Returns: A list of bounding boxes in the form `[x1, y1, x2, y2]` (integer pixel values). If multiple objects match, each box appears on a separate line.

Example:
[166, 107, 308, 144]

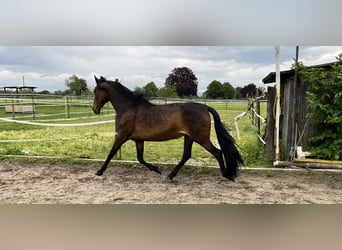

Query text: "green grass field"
[0, 96, 268, 167]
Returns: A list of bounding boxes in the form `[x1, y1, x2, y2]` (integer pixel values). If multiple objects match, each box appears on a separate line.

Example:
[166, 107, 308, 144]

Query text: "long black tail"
[208, 107, 243, 180]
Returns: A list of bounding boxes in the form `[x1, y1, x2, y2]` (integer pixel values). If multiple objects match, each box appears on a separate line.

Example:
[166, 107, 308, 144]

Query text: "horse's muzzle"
[92, 107, 100, 114]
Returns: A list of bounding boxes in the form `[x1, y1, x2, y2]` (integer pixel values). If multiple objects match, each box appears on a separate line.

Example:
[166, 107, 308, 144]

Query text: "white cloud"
[300, 46, 342, 65]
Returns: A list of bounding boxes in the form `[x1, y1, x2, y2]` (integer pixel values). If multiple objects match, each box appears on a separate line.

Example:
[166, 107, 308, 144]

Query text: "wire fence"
[1, 93, 249, 123]
[0, 92, 116, 125]
[1, 92, 264, 136]
[1, 93, 263, 164]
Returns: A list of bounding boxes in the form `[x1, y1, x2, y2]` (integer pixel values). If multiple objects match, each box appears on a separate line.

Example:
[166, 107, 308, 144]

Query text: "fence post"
[88, 96, 92, 117]
[265, 87, 276, 164]
[31, 92, 36, 120]
[65, 96, 70, 119]
[11, 95, 15, 119]
[248, 98, 254, 124]
[256, 100, 261, 135]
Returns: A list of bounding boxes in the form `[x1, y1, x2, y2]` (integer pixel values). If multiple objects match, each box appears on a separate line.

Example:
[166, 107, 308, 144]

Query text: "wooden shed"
[2, 86, 37, 114]
[262, 62, 334, 162]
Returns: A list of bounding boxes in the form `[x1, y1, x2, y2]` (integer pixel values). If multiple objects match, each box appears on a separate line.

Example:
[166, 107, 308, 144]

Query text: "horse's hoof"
[151, 167, 162, 175]
[224, 175, 235, 182]
[223, 170, 236, 182]
[95, 170, 103, 176]
[167, 174, 174, 181]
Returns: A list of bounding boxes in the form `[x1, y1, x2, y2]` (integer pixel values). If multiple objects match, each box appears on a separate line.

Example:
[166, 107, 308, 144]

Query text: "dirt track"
[1, 161, 342, 204]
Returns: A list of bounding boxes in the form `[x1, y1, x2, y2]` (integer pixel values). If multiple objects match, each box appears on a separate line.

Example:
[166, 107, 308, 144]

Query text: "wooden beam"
[275, 46, 281, 161]
[265, 87, 276, 164]
[274, 161, 342, 170]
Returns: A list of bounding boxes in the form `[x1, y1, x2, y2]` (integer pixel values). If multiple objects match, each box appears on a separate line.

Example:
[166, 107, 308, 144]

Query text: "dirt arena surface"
[1, 160, 342, 204]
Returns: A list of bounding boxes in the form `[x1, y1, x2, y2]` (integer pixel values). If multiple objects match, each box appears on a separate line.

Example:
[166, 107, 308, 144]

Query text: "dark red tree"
[240, 83, 257, 98]
[165, 67, 198, 97]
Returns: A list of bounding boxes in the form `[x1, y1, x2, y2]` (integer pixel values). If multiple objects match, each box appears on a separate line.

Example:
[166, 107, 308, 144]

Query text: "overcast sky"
[0, 46, 341, 94]
[1, 1, 341, 94]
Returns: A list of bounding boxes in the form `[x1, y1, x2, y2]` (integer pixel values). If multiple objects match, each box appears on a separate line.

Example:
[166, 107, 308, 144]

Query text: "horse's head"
[93, 75, 110, 114]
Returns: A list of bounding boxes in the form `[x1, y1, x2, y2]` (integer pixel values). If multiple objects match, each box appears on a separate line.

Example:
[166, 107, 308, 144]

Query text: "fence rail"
[1, 93, 249, 118]
[0, 93, 96, 120]
[1, 93, 266, 165]
[233, 96, 267, 144]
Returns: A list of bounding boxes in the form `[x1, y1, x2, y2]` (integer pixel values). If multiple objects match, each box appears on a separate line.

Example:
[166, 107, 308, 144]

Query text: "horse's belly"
[142, 134, 184, 141]
[130, 126, 186, 141]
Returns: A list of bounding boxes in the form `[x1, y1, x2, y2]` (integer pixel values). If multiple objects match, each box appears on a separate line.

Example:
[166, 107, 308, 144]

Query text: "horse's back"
[130, 102, 211, 141]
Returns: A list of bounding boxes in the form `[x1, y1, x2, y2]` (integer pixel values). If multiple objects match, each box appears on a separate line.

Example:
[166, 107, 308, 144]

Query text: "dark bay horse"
[92, 76, 243, 181]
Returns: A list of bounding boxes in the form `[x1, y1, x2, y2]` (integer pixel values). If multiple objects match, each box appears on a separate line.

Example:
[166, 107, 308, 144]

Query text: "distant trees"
[203, 80, 222, 99]
[235, 87, 242, 99]
[36, 75, 90, 96]
[203, 80, 237, 99]
[134, 67, 198, 98]
[137, 78, 264, 100]
[165, 67, 198, 97]
[135, 82, 178, 98]
[37, 90, 51, 95]
[157, 85, 178, 98]
[204, 80, 236, 99]
[65, 74, 90, 96]
[34, 70, 266, 100]
[202, 81, 264, 99]
[135, 81, 159, 98]
[222, 82, 235, 99]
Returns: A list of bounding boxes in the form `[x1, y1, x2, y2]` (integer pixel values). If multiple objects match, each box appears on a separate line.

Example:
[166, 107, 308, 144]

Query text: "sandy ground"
[1, 161, 342, 204]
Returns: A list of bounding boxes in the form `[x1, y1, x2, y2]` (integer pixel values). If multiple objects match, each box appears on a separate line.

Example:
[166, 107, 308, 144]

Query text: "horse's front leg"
[96, 136, 127, 176]
[135, 140, 161, 174]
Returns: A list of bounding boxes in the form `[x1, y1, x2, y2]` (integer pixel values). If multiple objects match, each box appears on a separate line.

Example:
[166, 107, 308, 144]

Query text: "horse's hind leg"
[197, 139, 226, 177]
[135, 141, 161, 174]
[168, 136, 193, 180]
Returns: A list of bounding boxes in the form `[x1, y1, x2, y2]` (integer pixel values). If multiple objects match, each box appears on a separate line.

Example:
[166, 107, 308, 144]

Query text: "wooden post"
[248, 99, 254, 126]
[11, 94, 15, 119]
[289, 46, 300, 159]
[88, 96, 92, 117]
[256, 99, 261, 135]
[275, 46, 281, 161]
[31, 91, 36, 120]
[265, 87, 276, 164]
[65, 96, 70, 119]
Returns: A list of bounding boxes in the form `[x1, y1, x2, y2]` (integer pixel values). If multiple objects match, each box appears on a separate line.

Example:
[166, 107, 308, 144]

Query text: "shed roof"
[2, 86, 37, 91]
[262, 61, 336, 84]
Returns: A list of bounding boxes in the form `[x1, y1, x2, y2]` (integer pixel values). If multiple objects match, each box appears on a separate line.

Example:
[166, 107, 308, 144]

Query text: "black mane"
[107, 78, 151, 105]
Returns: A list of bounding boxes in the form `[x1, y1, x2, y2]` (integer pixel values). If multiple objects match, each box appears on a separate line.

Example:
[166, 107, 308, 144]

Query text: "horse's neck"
[108, 89, 136, 115]
[109, 95, 128, 115]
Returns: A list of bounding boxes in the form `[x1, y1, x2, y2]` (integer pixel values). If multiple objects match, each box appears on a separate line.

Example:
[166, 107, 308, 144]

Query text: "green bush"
[296, 54, 342, 160]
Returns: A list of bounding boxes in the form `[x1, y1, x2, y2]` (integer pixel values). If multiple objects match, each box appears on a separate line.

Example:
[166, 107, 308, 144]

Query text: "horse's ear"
[95, 75, 107, 86]
[94, 75, 100, 85]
